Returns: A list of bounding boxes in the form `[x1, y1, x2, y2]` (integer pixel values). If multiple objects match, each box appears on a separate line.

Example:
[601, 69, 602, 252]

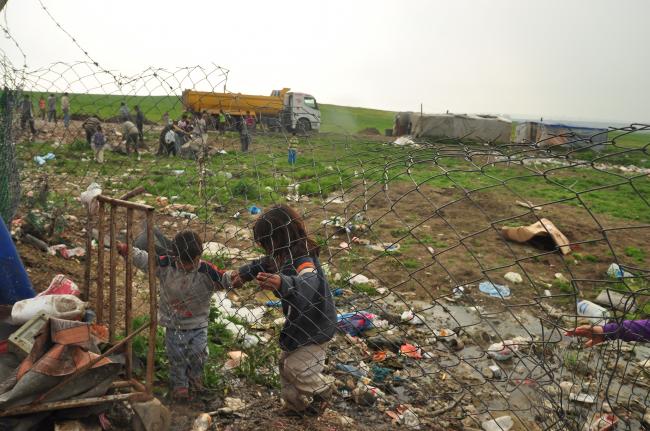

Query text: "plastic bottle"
[577, 300, 609, 324]
[0, 217, 35, 305]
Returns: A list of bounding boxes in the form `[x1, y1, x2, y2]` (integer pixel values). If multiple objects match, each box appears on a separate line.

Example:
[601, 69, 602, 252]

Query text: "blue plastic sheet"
[479, 281, 510, 298]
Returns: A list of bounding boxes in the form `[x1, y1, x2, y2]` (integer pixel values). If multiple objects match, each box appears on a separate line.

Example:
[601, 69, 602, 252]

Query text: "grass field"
[33, 91, 395, 134]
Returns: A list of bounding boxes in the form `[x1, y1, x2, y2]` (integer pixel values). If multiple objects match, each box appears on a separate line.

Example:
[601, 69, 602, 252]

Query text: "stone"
[132, 397, 171, 431]
[481, 416, 513, 431]
[504, 272, 523, 284]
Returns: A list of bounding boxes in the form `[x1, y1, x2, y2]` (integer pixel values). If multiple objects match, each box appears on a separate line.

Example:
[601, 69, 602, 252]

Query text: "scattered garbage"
[191, 413, 212, 431]
[336, 363, 367, 379]
[569, 392, 596, 404]
[171, 169, 185, 175]
[48, 244, 85, 259]
[11, 294, 86, 324]
[352, 381, 384, 405]
[8, 313, 49, 358]
[392, 136, 415, 146]
[576, 300, 609, 324]
[22, 233, 49, 252]
[33, 152, 56, 165]
[399, 344, 423, 359]
[367, 242, 401, 253]
[481, 415, 514, 431]
[482, 364, 502, 379]
[39, 274, 81, 297]
[386, 405, 420, 427]
[594, 289, 637, 313]
[223, 351, 248, 370]
[400, 310, 425, 325]
[337, 312, 379, 336]
[80, 182, 102, 215]
[479, 281, 511, 298]
[217, 397, 246, 414]
[504, 272, 523, 284]
[265, 300, 282, 308]
[248, 205, 261, 215]
[585, 413, 619, 431]
[487, 338, 527, 361]
[501, 218, 571, 255]
[606, 263, 633, 279]
[213, 291, 265, 324]
[516, 200, 542, 211]
[347, 273, 374, 286]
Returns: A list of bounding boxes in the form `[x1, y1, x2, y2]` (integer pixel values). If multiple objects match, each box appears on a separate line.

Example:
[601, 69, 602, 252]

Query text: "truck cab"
[282, 92, 321, 133]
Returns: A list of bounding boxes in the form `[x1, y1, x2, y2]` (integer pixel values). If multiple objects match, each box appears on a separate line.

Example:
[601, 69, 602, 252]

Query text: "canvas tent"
[514, 122, 608, 150]
[395, 113, 512, 144]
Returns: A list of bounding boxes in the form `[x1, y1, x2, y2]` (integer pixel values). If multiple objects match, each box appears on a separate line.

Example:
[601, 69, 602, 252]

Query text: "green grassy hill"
[30, 91, 395, 134]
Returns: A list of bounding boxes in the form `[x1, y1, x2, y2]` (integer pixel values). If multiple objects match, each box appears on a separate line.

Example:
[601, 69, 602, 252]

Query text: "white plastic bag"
[12, 294, 86, 324]
[80, 183, 102, 215]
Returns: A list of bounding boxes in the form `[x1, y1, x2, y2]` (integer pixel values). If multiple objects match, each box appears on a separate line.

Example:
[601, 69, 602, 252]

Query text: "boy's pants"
[165, 327, 208, 390]
[63, 109, 70, 128]
[92, 144, 104, 163]
[288, 149, 297, 164]
[279, 343, 333, 412]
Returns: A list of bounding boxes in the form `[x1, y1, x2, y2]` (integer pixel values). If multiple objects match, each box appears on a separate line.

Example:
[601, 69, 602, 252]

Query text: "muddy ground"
[9, 120, 650, 430]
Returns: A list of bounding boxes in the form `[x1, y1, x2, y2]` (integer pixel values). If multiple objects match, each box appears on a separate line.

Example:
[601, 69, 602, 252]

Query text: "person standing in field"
[122, 120, 141, 160]
[47, 94, 57, 123]
[38, 96, 46, 121]
[162, 111, 170, 126]
[236, 205, 337, 416]
[238, 116, 251, 152]
[117, 231, 238, 401]
[20, 95, 37, 137]
[135, 105, 145, 143]
[245, 111, 256, 131]
[288, 132, 298, 165]
[61, 92, 70, 129]
[119, 102, 131, 122]
[92, 125, 106, 164]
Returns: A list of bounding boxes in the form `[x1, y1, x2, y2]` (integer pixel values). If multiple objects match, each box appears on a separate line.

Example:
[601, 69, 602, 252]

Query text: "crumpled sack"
[80, 183, 102, 215]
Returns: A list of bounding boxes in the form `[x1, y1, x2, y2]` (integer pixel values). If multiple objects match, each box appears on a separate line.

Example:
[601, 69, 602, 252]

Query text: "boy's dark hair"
[172, 230, 203, 263]
[253, 205, 319, 260]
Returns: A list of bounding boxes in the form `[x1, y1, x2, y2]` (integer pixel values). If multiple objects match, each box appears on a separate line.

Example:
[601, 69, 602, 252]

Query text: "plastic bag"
[12, 294, 86, 324]
[80, 182, 102, 215]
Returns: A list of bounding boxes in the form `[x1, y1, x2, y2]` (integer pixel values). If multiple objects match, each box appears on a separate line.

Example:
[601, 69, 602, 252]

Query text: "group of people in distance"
[19, 93, 70, 136]
[20, 94, 303, 165]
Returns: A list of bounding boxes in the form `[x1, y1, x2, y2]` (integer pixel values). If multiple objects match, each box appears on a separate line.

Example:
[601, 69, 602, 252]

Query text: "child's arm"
[257, 259, 324, 310]
[238, 256, 277, 283]
[117, 242, 158, 273]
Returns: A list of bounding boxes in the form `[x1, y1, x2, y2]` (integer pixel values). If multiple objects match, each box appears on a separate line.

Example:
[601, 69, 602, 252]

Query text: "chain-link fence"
[1, 11, 650, 431]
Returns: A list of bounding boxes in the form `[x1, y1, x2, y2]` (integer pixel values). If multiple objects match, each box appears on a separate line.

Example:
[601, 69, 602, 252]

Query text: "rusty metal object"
[145, 210, 157, 395]
[0, 393, 137, 417]
[108, 204, 117, 343]
[97, 195, 153, 211]
[96, 202, 105, 323]
[125, 208, 134, 379]
[118, 186, 146, 201]
[83, 207, 92, 301]
[82, 193, 158, 401]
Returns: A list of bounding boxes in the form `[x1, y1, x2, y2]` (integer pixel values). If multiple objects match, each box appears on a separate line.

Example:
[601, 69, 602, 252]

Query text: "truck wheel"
[296, 118, 311, 134]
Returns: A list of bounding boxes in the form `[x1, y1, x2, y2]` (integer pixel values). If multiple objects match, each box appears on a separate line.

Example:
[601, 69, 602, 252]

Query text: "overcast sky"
[3, 0, 649, 123]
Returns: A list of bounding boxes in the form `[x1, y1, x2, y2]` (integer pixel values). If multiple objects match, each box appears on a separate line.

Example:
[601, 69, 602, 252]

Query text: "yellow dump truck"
[182, 88, 321, 132]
